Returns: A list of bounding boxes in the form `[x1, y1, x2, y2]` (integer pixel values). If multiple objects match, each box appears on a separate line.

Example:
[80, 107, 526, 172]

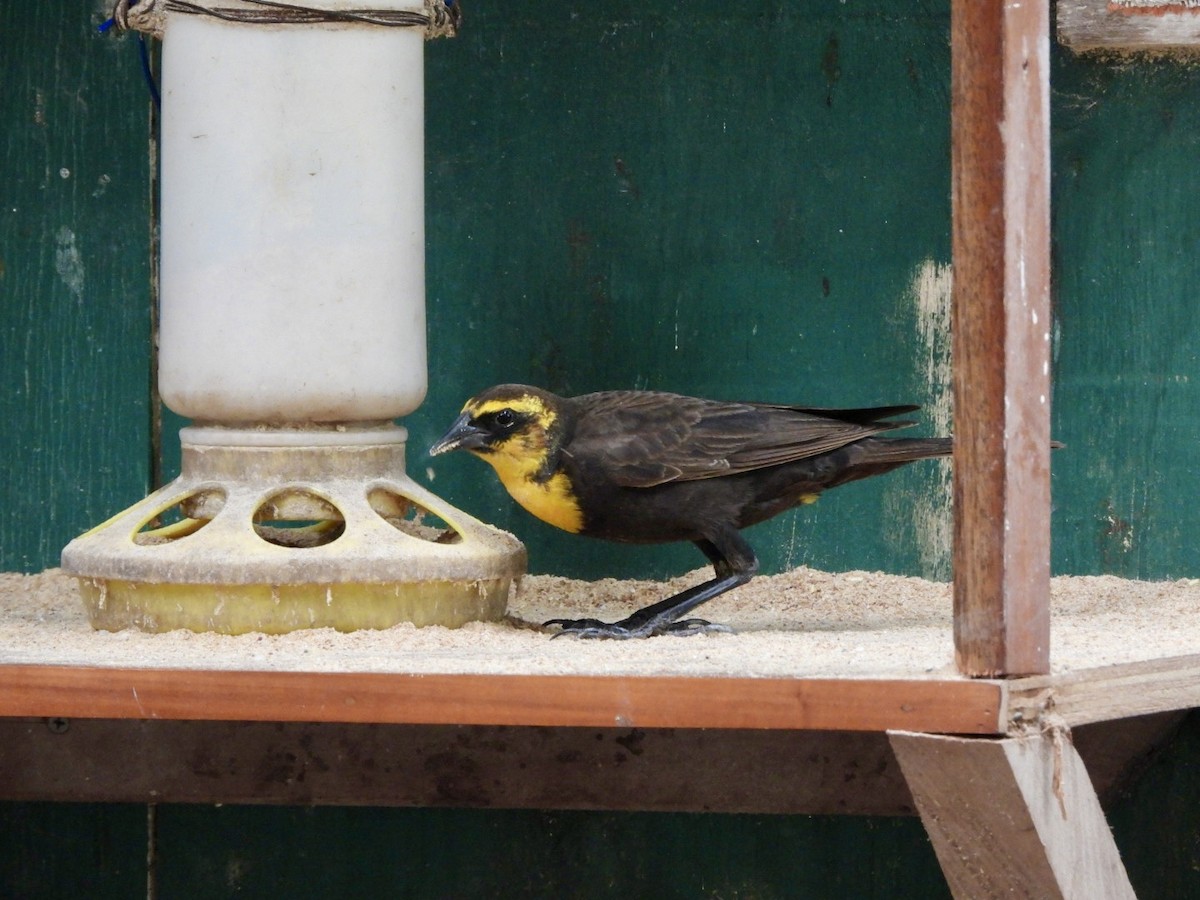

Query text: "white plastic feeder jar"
[158, 4, 428, 424]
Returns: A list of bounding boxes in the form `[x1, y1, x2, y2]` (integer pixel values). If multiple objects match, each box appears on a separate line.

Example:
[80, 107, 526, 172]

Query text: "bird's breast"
[484, 453, 585, 534]
[506, 471, 585, 533]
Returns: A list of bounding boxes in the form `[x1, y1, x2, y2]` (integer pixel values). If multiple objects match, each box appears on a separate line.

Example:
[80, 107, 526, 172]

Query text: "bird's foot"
[543, 615, 734, 639]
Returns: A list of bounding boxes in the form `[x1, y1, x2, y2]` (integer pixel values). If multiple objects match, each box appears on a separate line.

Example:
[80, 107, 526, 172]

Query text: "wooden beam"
[0, 715, 1177, 812]
[1009, 654, 1200, 728]
[951, 0, 1053, 676]
[6, 655, 1200, 735]
[890, 730, 1136, 899]
[0, 721, 916, 814]
[0, 665, 1006, 733]
[1059, 0, 1200, 53]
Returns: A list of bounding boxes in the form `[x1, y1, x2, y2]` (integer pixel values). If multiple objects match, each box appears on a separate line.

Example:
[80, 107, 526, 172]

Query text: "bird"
[429, 384, 952, 639]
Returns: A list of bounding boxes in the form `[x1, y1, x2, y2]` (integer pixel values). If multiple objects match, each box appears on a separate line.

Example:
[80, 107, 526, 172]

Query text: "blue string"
[97, 3, 124, 34]
[98, 1, 160, 107]
[137, 35, 162, 108]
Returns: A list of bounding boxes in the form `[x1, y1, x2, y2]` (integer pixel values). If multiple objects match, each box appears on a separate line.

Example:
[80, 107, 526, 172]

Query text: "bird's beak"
[429, 412, 487, 456]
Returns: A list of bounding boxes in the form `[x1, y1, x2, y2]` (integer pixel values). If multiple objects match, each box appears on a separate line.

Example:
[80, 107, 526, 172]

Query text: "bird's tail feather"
[860, 436, 953, 464]
[818, 436, 952, 491]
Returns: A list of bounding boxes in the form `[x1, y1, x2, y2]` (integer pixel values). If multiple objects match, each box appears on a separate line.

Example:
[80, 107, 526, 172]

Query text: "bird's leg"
[545, 529, 758, 639]
[544, 574, 746, 639]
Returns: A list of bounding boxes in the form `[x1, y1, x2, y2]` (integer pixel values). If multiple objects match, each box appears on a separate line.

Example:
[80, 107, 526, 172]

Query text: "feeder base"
[61, 425, 526, 634]
[76, 577, 511, 635]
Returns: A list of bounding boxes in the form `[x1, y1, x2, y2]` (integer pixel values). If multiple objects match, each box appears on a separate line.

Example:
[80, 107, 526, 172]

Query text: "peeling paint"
[54, 226, 85, 304]
[898, 258, 953, 578]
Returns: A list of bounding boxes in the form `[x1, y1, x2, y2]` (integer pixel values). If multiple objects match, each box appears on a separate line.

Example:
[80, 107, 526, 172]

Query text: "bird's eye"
[494, 408, 517, 428]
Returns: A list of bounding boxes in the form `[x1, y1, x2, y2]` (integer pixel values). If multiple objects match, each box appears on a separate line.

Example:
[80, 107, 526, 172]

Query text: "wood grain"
[891, 730, 1136, 899]
[950, 0, 1052, 677]
[0, 665, 1006, 734]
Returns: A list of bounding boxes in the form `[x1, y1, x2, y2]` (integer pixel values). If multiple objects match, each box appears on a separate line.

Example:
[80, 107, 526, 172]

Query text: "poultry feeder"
[62, 0, 526, 633]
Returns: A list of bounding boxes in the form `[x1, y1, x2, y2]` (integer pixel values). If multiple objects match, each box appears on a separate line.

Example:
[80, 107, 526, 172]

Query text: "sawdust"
[0, 568, 1197, 679]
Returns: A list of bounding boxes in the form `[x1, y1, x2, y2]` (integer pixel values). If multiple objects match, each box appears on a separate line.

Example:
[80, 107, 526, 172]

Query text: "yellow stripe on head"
[467, 393, 556, 424]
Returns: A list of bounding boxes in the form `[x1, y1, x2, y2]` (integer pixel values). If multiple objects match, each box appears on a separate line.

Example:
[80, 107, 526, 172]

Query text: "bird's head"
[429, 384, 568, 482]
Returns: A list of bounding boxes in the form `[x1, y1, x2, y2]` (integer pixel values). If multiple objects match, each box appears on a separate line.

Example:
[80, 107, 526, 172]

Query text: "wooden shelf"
[1, 657, 1193, 819]
[0, 665, 1003, 733]
[3, 654, 1197, 735]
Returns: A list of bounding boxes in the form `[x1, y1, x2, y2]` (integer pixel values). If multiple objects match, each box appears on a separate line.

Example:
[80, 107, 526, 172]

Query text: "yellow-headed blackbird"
[430, 384, 951, 638]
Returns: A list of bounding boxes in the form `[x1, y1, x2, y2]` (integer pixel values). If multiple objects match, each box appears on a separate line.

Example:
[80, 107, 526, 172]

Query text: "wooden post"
[951, 0, 1052, 676]
[890, 730, 1136, 900]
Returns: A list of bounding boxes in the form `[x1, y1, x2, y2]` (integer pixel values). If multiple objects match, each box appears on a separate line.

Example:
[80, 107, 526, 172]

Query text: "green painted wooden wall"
[1, 1, 154, 574]
[3, 1, 1199, 897]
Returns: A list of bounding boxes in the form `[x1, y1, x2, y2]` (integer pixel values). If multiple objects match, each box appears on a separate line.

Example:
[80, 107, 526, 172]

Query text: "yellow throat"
[483, 451, 584, 534]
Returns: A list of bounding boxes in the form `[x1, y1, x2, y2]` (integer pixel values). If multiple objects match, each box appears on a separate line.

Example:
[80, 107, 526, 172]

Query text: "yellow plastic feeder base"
[77, 577, 511, 634]
[61, 425, 526, 634]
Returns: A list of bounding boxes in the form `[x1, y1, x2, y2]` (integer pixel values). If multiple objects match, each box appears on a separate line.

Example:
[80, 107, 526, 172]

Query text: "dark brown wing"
[565, 391, 919, 488]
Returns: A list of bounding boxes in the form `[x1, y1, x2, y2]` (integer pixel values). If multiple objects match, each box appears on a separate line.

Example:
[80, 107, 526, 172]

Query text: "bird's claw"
[543, 617, 622, 638]
[543, 616, 734, 639]
[662, 618, 735, 637]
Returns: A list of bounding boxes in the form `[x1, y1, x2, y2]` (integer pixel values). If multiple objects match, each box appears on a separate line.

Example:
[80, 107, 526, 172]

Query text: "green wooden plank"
[0, 802, 146, 899]
[0, 5, 153, 572]
[1051, 52, 1200, 579]
[152, 805, 950, 900]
